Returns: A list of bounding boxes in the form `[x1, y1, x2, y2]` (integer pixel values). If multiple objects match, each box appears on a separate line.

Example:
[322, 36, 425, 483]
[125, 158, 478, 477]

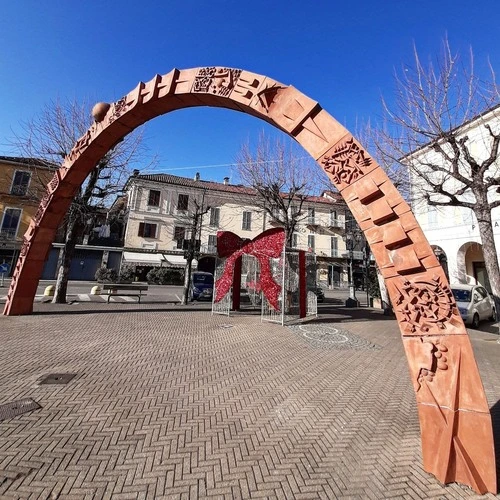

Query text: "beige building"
[0, 156, 56, 274]
[123, 172, 362, 286]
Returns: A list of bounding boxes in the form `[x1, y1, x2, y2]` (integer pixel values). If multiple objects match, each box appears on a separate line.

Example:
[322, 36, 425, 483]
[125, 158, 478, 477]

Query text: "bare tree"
[174, 189, 213, 305]
[12, 98, 148, 303]
[235, 133, 324, 247]
[369, 38, 500, 318]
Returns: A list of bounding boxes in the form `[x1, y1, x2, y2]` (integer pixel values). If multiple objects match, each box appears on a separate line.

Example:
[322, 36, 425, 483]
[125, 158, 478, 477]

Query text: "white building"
[123, 172, 360, 286]
[408, 105, 500, 289]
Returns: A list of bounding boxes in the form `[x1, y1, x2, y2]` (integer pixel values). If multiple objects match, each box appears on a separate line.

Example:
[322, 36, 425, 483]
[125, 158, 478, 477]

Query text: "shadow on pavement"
[489, 399, 500, 491]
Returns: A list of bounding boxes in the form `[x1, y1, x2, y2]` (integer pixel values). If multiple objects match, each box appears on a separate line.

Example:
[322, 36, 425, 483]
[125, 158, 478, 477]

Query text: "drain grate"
[39, 373, 76, 385]
[0, 399, 41, 422]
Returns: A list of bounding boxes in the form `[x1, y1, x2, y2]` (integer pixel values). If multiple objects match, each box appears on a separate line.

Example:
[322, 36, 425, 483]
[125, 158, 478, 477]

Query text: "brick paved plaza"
[0, 301, 499, 499]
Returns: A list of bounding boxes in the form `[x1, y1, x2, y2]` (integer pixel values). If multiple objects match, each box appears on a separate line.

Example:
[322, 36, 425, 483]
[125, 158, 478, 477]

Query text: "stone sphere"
[92, 102, 111, 122]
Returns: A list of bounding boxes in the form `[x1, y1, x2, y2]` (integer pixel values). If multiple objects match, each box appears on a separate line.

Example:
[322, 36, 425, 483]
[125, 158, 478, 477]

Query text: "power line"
[158, 156, 312, 171]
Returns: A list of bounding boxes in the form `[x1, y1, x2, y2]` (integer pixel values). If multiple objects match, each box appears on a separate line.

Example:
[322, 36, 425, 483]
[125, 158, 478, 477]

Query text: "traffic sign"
[0, 263, 10, 273]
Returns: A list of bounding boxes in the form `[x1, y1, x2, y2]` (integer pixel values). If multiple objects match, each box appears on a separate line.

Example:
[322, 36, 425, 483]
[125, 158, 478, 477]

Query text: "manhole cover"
[287, 324, 381, 350]
[0, 399, 41, 422]
[39, 373, 77, 385]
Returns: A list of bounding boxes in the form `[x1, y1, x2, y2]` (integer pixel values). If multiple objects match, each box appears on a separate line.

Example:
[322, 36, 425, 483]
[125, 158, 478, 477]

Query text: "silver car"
[451, 284, 496, 328]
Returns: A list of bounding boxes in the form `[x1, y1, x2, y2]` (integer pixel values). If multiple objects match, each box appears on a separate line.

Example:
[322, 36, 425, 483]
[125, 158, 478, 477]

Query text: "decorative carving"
[256, 84, 282, 113]
[67, 128, 94, 162]
[322, 138, 372, 186]
[109, 97, 127, 123]
[394, 276, 457, 333]
[413, 337, 449, 391]
[19, 238, 30, 258]
[48, 173, 59, 193]
[192, 67, 242, 97]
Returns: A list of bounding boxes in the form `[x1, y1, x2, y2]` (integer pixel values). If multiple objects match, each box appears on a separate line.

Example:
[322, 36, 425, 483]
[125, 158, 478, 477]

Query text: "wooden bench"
[101, 283, 149, 303]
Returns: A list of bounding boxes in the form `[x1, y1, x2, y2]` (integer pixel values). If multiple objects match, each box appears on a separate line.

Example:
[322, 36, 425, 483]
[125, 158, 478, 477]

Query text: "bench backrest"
[102, 284, 149, 291]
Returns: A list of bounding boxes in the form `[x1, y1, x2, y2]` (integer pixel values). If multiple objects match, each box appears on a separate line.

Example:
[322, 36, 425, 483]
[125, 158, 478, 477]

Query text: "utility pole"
[345, 214, 360, 308]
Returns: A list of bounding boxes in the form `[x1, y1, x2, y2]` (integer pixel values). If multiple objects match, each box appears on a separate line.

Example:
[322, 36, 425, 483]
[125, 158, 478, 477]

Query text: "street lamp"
[345, 215, 360, 308]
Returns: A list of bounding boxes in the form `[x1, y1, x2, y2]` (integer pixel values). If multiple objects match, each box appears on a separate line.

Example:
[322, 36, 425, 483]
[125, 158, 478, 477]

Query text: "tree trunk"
[181, 257, 193, 305]
[475, 208, 500, 327]
[52, 215, 78, 303]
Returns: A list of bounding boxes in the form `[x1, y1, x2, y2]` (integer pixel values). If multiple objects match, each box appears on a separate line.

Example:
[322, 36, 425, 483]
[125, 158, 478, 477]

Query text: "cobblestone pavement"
[0, 301, 499, 499]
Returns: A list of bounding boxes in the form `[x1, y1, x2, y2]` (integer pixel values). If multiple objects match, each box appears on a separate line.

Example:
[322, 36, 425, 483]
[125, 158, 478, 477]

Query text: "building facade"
[0, 156, 125, 281]
[0, 156, 55, 275]
[408, 106, 500, 290]
[123, 172, 363, 286]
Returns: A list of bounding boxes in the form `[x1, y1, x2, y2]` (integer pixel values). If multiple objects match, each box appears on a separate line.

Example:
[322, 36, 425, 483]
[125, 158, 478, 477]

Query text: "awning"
[163, 254, 197, 269]
[122, 252, 197, 269]
[122, 251, 166, 267]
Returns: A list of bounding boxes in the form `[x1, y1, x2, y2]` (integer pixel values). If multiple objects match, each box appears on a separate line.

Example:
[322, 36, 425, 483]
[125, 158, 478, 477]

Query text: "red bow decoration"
[215, 228, 285, 310]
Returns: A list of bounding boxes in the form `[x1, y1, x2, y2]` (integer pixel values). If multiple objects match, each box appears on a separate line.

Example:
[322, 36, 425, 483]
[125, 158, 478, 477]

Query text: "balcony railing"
[0, 229, 17, 240]
[200, 243, 217, 255]
[329, 219, 344, 229]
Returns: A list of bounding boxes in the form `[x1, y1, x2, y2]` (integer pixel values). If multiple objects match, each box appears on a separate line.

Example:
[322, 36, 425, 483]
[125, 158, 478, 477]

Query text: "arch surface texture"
[3, 67, 496, 493]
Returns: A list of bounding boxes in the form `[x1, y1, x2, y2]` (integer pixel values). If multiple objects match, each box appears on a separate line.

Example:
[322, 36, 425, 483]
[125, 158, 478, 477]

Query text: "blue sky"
[1, 0, 499, 184]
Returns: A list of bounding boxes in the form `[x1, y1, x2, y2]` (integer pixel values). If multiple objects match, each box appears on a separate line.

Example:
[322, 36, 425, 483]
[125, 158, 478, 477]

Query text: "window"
[138, 222, 157, 238]
[177, 194, 189, 211]
[1, 208, 22, 238]
[10, 171, 31, 196]
[174, 226, 186, 249]
[331, 236, 338, 257]
[148, 189, 161, 207]
[208, 234, 217, 253]
[210, 207, 220, 227]
[308, 207, 315, 224]
[329, 209, 337, 226]
[292, 233, 299, 248]
[242, 211, 252, 230]
[308, 234, 315, 252]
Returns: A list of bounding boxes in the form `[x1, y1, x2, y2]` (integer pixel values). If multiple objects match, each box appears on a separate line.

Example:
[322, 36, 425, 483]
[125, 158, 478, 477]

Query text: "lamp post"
[345, 215, 360, 308]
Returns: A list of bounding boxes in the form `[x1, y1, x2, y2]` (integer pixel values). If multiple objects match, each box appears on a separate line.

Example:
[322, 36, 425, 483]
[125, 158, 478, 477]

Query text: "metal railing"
[0, 229, 17, 240]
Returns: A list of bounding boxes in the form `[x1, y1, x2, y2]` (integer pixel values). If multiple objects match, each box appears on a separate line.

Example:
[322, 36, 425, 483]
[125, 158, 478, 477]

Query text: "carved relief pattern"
[67, 128, 95, 162]
[34, 192, 51, 225]
[48, 173, 59, 193]
[192, 67, 242, 97]
[394, 276, 457, 334]
[108, 97, 127, 123]
[255, 84, 282, 113]
[415, 338, 449, 391]
[321, 138, 372, 186]
[19, 238, 30, 258]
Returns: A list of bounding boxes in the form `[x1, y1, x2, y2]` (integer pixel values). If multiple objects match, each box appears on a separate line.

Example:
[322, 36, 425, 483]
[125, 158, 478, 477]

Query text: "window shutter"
[138, 222, 145, 237]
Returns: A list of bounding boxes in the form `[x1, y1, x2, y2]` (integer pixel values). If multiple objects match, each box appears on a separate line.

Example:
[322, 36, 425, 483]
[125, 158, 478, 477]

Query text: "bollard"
[44, 285, 55, 296]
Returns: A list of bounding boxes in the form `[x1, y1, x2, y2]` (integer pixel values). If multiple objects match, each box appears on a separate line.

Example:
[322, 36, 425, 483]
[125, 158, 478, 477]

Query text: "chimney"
[223, 177, 229, 185]
[132, 169, 139, 177]
[194, 172, 200, 181]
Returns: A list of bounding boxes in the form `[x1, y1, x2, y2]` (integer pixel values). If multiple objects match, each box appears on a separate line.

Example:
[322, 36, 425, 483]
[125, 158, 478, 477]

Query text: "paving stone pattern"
[0, 302, 499, 499]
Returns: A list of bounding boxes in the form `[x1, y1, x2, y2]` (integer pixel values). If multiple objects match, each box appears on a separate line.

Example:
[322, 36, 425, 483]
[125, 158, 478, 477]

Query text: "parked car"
[190, 271, 214, 301]
[451, 283, 496, 328]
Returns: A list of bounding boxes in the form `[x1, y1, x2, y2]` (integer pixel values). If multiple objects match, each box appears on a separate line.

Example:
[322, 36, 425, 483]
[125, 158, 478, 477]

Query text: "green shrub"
[146, 267, 184, 285]
[119, 264, 135, 283]
[95, 266, 118, 283]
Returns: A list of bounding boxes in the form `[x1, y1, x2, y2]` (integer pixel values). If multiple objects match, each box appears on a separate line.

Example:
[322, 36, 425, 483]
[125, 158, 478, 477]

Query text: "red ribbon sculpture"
[215, 228, 285, 309]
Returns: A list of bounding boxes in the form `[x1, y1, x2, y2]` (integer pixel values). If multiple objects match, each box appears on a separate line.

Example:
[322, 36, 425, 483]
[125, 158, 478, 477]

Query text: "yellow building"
[0, 156, 56, 274]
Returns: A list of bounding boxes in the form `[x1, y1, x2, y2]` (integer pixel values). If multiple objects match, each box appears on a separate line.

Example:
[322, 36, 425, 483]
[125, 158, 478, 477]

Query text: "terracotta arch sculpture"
[3, 67, 496, 494]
